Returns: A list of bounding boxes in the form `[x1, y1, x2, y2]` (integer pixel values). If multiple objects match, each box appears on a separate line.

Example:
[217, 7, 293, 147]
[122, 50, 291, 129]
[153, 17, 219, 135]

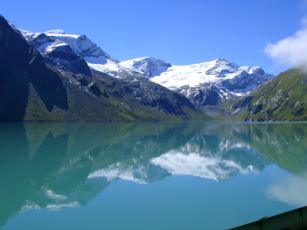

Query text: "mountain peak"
[0, 15, 7, 23]
[120, 57, 171, 78]
[45, 29, 66, 35]
[210, 58, 238, 68]
[213, 57, 229, 63]
[21, 29, 116, 65]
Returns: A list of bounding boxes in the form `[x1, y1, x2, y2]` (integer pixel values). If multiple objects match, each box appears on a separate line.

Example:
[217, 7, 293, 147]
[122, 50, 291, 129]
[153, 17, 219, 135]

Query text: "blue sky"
[2, 0, 306, 74]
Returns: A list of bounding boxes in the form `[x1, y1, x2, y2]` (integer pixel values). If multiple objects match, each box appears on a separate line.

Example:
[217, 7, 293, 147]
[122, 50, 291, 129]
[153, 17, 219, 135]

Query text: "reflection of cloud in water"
[151, 151, 256, 181]
[267, 174, 307, 206]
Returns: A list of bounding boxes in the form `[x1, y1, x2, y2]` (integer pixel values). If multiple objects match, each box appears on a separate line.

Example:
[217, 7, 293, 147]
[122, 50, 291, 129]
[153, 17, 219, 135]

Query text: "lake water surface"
[1, 122, 307, 230]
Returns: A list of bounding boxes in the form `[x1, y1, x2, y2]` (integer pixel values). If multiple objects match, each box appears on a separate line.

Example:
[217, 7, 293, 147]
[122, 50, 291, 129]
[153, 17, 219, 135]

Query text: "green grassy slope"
[240, 69, 307, 121]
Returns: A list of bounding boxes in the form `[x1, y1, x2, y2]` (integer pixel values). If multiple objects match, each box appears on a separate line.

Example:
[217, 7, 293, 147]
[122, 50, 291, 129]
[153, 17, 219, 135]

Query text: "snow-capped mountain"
[12, 26, 198, 121]
[120, 57, 172, 78]
[21, 28, 274, 113]
[22, 29, 114, 63]
[120, 57, 274, 107]
[21, 29, 129, 77]
[151, 58, 271, 92]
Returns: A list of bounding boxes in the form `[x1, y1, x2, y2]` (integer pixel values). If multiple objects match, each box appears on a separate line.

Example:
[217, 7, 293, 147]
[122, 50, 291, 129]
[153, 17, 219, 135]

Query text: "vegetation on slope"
[237, 69, 307, 121]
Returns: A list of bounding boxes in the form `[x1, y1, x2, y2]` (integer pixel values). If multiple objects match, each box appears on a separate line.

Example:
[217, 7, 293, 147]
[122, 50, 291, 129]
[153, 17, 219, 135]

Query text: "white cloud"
[265, 20, 307, 69]
[267, 174, 307, 206]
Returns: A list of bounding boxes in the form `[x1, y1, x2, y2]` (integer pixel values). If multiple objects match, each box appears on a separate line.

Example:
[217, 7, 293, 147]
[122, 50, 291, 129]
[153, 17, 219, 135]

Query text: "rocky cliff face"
[0, 16, 68, 121]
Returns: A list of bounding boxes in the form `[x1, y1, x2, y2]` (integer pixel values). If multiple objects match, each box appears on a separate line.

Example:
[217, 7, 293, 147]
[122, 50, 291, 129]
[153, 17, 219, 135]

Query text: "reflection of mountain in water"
[1, 122, 307, 226]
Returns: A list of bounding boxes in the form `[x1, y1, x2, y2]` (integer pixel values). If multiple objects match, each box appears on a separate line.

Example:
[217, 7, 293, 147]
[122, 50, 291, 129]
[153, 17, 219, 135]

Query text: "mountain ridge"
[0, 16, 203, 121]
[119, 57, 274, 111]
[3, 18, 306, 121]
[21, 29, 274, 116]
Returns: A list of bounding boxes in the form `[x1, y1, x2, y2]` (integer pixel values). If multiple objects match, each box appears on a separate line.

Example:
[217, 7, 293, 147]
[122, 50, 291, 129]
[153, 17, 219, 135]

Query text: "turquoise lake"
[1, 122, 307, 230]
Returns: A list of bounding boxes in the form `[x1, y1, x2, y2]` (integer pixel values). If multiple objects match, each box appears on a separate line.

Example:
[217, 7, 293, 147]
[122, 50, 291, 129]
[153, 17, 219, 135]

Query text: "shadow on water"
[0, 122, 307, 226]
